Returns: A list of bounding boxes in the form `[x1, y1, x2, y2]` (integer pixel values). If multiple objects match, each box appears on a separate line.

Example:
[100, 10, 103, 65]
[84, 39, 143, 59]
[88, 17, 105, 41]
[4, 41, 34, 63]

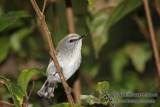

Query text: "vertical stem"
[52, 2, 59, 31]
[73, 71, 82, 105]
[42, 0, 48, 14]
[143, 0, 160, 77]
[65, 0, 75, 33]
[132, 14, 149, 40]
[154, 0, 160, 17]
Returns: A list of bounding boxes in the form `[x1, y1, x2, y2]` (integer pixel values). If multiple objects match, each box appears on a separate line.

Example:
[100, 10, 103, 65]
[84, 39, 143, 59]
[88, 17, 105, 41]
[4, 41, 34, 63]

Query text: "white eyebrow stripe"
[70, 36, 79, 39]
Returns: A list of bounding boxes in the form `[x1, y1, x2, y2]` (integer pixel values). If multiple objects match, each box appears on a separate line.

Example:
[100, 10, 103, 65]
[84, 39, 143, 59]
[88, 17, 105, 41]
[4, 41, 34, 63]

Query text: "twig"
[142, 0, 160, 77]
[133, 14, 150, 40]
[73, 72, 82, 105]
[154, 0, 160, 17]
[29, 0, 75, 106]
[52, 2, 59, 31]
[0, 82, 14, 107]
[0, 100, 14, 107]
[42, 0, 47, 14]
[25, 81, 35, 106]
[28, 81, 35, 99]
[25, 93, 29, 106]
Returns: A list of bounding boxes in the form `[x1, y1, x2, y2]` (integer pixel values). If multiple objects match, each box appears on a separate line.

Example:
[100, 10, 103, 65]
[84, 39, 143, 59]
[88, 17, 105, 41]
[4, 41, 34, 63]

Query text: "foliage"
[0, 37, 10, 63]
[87, 0, 143, 58]
[107, 0, 142, 27]
[18, 69, 46, 93]
[0, 11, 29, 31]
[110, 43, 151, 81]
[88, 0, 95, 6]
[0, 76, 24, 107]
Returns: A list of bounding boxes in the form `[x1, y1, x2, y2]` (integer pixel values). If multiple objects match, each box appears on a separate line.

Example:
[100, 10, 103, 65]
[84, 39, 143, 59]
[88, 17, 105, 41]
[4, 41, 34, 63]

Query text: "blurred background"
[0, 0, 160, 107]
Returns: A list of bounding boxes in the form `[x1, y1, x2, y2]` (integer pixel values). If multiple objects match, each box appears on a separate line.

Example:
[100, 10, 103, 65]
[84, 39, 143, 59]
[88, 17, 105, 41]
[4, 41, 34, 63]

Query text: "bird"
[37, 34, 85, 98]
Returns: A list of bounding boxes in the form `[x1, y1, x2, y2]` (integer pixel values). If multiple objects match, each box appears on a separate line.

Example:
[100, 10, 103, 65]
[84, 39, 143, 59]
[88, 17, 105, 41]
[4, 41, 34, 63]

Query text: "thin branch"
[0, 100, 14, 107]
[73, 72, 82, 105]
[29, 0, 75, 106]
[25, 81, 35, 106]
[25, 93, 29, 106]
[154, 0, 160, 17]
[133, 14, 150, 40]
[42, 0, 47, 14]
[52, 2, 59, 31]
[142, 0, 160, 77]
[0, 82, 14, 107]
[28, 81, 35, 99]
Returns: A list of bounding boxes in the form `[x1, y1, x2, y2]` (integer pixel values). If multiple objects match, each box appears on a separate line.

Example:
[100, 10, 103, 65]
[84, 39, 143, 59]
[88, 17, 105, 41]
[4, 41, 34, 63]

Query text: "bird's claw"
[66, 87, 72, 95]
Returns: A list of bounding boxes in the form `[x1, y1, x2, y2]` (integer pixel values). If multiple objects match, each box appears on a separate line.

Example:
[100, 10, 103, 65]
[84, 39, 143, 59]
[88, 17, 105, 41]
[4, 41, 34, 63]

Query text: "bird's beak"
[79, 35, 86, 40]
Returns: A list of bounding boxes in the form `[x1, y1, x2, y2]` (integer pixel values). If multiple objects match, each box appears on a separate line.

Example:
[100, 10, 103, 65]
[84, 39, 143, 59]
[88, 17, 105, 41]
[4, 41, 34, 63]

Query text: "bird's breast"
[58, 51, 81, 80]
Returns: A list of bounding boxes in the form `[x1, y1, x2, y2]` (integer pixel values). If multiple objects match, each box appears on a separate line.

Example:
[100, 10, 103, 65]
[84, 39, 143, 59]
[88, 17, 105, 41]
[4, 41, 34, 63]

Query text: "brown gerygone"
[37, 34, 85, 98]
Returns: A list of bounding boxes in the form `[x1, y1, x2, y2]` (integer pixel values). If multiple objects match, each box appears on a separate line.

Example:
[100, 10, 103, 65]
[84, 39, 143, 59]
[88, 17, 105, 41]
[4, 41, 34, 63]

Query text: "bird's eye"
[69, 40, 73, 43]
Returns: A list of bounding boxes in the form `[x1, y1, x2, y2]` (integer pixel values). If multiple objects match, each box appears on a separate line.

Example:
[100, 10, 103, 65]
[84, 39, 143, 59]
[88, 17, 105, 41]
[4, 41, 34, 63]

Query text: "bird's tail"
[37, 80, 57, 98]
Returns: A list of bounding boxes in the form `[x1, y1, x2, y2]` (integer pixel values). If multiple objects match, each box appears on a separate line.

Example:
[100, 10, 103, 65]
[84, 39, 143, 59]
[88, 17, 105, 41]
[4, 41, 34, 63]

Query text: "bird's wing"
[46, 48, 60, 77]
[46, 59, 57, 77]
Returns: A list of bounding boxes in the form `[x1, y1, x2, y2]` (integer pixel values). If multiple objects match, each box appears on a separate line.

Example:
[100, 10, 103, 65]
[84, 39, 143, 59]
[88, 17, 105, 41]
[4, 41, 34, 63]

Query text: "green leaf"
[87, 14, 108, 58]
[18, 69, 46, 93]
[0, 11, 29, 31]
[111, 48, 129, 81]
[10, 27, 34, 52]
[0, 6, 3, 15]
[96, 81, 109, 98]
[80, 95, 99, 105]
[48, 103, 82, 107]
[81, 61, 100, 79]
[30, 103, 41, 107]
[0, 76, 24, 107]
[0, 37, 10, 63]
[107, 0, 142, 27]
[11, 82, 25, 102]
[96, 81, 109, 92]
[126, 43, 152, 73]
[88, 0, 94, 6]
[87, 0, 142, 58]
[81, 94, 109, 105]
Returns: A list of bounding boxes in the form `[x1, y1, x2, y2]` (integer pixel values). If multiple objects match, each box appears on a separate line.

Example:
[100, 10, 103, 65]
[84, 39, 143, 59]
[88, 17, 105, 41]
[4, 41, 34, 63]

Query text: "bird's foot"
[66, 87, 72, 95]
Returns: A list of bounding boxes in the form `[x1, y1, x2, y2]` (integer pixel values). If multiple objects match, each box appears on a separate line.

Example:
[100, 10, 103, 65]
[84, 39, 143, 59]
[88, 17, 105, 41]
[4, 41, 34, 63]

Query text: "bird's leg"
[60, 67, 71, 94]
